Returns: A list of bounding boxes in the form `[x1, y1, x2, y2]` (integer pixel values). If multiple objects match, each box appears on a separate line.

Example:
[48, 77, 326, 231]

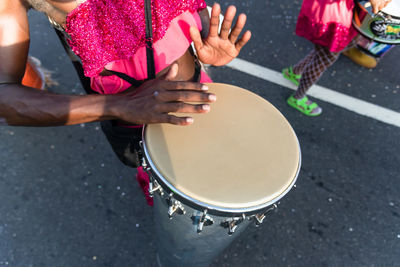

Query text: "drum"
[356, 34, 394, 58]
[353, 0, 400, 44]
[142, 83, 301, 266]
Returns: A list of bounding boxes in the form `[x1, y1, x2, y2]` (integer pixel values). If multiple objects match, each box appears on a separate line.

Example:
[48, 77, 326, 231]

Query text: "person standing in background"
[282, 0, 391, 116]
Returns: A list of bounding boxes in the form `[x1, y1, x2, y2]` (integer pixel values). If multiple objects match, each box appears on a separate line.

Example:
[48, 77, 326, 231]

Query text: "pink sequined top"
[90, 11, 213, 94]
[295, 0, 357, 52]
[65, 0, 206, 77]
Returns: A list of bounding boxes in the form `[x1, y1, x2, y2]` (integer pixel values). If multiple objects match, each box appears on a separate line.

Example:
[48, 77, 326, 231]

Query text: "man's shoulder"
[0, 0, 29, 15]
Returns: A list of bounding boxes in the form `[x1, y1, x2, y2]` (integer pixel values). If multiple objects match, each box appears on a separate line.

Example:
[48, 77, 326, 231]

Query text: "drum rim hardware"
[220, 215, 246, 235]
[149, 164, 283, 233]
[141, 126, 302, 216]
[196, 209, 214, 233]
[166, 194, 186, 218]
[253, 203, 278, 226]
[143, 139, 302, 216]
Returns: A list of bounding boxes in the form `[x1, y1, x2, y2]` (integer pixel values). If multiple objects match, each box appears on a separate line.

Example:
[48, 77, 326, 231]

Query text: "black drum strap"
[53, 28, 94, 94]
[104, 0, 156, 87]
[144, 0, 156, 80]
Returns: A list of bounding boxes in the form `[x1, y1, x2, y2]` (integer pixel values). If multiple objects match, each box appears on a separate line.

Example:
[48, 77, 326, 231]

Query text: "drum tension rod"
[148, 179, 163, 197]
[141, 157, 164, 197]
[254, 204, 278, 226]
[141, 154, 152, 171]
[197, 209, 214, 234]
[221, 215, 245, 236]
[167, 195, 185, 219]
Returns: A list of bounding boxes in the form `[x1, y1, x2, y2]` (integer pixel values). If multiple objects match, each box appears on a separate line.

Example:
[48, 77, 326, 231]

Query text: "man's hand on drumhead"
[370, 0, 391, 13]
[190, 3, 251, 66]
[113, 64, 216, 125]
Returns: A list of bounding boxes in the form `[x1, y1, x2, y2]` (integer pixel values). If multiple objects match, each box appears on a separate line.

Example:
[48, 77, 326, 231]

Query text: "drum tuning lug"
[148, 181, 154, 197]
[254, 214, 266, 226]
[196, 210, 214, 234]
[140, 162, 151, 173]
[167, 198, 185, 219]
[221, 217, 244, 235]
[141, 157, 148, 169]
[254, 204, 277, 226]
[228, 221, 238, 235]
[149, 180, 163, 196]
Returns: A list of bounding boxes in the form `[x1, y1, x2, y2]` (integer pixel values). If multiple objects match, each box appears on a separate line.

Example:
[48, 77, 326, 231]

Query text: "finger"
[159, 102, 211, 114]
[383, 0, 391, 9]
[229, 13, 247, 43]
[220, 5, 237, 40]
[378, 2, 385, 12]
[235, 30, 252, 52]
[164, 81, 209, 91]
[190, 26, 204, 53]
[157, 114, 194, 126]
[209, 3, 221, 37]
[164, 63, 179, 81]
[372, 1, 385, 13]
[156, 90, 216, 103]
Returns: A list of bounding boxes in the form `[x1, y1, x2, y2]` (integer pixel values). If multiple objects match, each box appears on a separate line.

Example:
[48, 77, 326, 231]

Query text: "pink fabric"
[295, 0, 358, 52]
[199, 70, 213, 83]
[90, 11, 206, 94]
[66, 0, 206, 77]
[136, 166, 153, 206]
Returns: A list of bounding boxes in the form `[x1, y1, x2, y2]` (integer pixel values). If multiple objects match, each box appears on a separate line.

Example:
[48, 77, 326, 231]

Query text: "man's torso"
[23, 0, 197, 81]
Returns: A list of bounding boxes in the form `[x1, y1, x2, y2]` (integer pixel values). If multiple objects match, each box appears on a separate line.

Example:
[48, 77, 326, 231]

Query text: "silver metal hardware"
[221, 216, 245, 235]
[254, 204, 277, 226]
[167, 196, 185, 218]
[196, 209, 214, 233]
[149, 179, 164, 197]
[141, 156, 148, 169]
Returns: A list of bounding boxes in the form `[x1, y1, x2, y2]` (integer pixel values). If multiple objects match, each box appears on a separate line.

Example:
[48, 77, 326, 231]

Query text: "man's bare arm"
[0, 0, 114, 126]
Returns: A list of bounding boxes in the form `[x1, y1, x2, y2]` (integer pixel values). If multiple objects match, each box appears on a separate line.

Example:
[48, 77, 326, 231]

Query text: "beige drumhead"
[381, 1, 400, 18]
[143, 83, 300, 212]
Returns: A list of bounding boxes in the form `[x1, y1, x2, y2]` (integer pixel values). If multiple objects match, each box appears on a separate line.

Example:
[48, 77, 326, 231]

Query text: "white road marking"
[226, 58, 400, 128]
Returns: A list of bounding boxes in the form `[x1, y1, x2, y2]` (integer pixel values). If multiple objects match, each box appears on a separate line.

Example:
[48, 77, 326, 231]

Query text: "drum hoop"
[380, 11, 400, 21]
[356, 0, 400, 20]
[353, 23, 400, 44]
[142, 125, 302, 216]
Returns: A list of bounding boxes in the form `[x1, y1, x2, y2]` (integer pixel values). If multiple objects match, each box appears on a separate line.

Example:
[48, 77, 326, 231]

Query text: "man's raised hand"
[190, 3, 251, 66]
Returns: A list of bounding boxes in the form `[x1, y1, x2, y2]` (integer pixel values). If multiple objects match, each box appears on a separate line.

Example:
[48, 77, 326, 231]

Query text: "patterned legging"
[292, 40, 356, 99]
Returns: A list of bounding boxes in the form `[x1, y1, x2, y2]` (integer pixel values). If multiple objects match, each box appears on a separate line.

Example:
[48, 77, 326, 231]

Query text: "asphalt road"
[0, 1, 399, 266]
